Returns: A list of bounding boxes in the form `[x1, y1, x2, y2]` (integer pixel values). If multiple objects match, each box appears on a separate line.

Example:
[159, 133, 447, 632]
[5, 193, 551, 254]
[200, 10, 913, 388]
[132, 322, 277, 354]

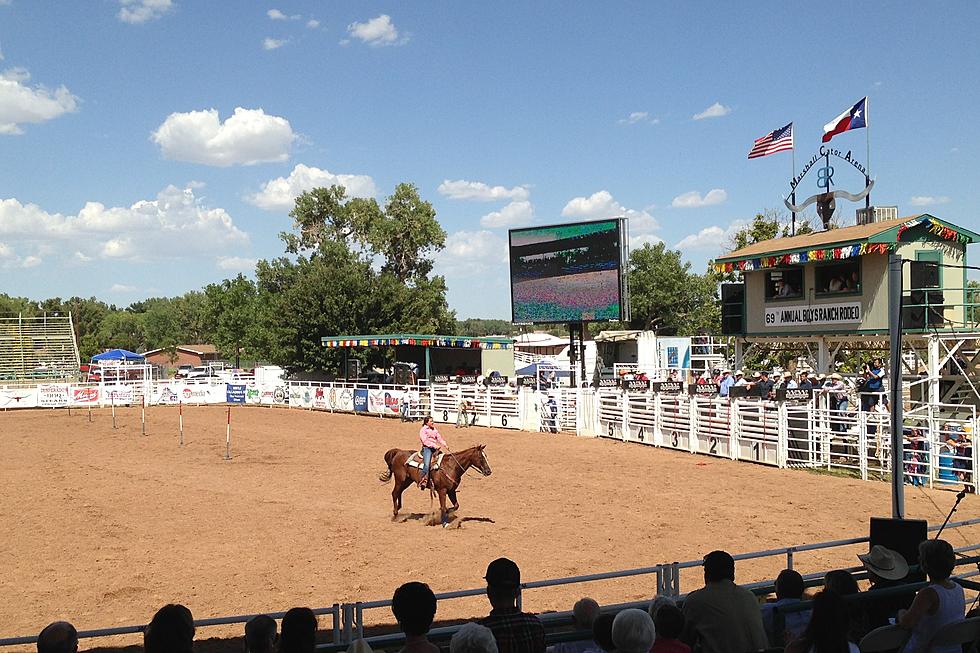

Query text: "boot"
[419, 475, 428, 491]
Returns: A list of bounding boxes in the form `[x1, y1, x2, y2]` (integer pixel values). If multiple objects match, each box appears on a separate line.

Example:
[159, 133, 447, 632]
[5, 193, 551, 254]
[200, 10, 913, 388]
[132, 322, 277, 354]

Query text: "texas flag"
[822, 97, 868, 143]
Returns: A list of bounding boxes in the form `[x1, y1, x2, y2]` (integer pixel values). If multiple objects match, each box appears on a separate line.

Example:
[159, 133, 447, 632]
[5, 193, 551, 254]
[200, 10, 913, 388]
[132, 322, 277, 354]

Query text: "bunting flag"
[711, 242, 892, 274]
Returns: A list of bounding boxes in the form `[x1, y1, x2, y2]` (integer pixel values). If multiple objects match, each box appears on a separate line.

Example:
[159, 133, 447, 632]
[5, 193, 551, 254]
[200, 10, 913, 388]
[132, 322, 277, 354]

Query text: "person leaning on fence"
[392, 581, 440, 653]
[37, 621, 77, 653]
[551, 598, 600, 653]
[144, 604, 194, 653]
[718, 370, 734, 397]
[825, 373, 849, 433]
[451, 623, 499, 653]
[680, 550, 767, 653]
[245, 614, 277, 653]
[860, 358, 886, 411]
[479, 558, 545, 653]
[611, 609, 656, 653]
[279, 607, 317, 653]
[898, 539, 966, 653]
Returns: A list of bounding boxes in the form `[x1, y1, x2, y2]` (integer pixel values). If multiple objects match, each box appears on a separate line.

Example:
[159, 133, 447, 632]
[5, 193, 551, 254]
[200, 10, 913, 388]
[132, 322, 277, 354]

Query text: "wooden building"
[142, 344, 221, 369]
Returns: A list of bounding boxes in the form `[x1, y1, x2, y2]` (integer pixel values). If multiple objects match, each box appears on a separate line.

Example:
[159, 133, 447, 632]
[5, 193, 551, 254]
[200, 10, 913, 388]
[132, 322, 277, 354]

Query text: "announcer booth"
[713, 213, 979, 375]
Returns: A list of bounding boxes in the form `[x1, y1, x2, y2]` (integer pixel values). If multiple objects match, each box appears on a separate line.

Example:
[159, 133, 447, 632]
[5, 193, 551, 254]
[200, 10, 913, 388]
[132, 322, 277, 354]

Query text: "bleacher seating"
[0, 314, 81, 382]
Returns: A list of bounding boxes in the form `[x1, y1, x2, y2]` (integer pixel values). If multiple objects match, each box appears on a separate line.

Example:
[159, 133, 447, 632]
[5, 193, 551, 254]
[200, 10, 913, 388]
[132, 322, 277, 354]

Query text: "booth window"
[765, 268, 804, 300]
[815, 259, 861, 295]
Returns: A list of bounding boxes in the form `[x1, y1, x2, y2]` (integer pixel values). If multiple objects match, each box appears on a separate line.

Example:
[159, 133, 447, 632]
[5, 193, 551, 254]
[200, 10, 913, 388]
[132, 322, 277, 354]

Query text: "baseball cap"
[485, 558, 521, 587]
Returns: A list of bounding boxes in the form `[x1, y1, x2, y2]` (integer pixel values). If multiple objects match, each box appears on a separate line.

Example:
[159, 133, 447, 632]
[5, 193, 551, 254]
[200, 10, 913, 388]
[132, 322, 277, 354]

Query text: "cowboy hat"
[831, 373, 843, 380]
[858, 545, 909, 580]
[735, 370, 744, 376]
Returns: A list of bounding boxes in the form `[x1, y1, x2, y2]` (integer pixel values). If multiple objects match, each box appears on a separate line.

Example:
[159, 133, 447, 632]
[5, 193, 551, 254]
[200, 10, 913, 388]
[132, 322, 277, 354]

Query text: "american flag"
[747, 122, 794, 159]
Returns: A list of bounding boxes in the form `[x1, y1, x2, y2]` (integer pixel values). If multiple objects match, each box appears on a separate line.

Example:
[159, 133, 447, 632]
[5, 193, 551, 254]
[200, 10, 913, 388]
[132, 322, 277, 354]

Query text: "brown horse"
[379, 444, 492, 527]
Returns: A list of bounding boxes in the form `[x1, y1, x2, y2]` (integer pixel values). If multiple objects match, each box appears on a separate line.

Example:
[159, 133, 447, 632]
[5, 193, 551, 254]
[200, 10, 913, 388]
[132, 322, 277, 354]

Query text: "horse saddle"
[407, 451, 444, 471]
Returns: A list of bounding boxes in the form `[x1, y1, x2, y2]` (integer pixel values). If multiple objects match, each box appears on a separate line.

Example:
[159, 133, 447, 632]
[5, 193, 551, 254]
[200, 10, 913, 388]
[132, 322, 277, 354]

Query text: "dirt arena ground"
[2, 405, 980, 652]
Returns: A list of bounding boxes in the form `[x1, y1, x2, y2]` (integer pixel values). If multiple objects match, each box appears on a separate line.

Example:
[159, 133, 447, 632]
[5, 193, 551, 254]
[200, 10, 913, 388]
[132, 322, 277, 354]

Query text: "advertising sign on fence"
[226, 384, 247, 404]
[689, 383, 720, 397]
[38, 383, 70, 407]
[621, 379, 651, 392]
[353, 388, 369, 412]
[104, 385, 134, 404]
[0, 387, 37, 408]
[329, 387, 355, 412]
[652, 381, 683, 394]
[776, 387, 814, 402]
[71, 386, 100, 405]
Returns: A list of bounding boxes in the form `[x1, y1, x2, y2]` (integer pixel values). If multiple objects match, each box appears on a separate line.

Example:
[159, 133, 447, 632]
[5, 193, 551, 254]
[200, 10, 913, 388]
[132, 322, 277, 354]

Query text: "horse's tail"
[379, 448, 398, 482]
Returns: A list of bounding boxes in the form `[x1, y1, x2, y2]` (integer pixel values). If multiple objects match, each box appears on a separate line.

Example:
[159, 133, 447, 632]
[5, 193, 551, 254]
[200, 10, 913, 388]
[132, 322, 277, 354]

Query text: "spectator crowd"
[30, 542, 970, 653]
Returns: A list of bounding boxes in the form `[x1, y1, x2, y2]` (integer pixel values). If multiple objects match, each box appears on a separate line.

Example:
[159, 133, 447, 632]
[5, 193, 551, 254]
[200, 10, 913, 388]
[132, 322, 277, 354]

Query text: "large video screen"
[509, 218, 628, 324]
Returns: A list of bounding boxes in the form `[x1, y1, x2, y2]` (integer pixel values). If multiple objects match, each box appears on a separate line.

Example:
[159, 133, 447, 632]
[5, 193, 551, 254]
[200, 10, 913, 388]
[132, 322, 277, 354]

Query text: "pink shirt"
[420, 424, 447, 449]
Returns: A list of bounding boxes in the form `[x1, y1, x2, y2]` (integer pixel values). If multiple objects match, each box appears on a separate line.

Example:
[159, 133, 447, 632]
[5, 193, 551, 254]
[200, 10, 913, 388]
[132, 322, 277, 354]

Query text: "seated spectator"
[245, 615, 278, 653]
[761, 569, 811, 646]
[279, 607, 317, 653]
[898, 539, 965, 653]
[37, 621, 78, 653]
[144, 604, 194, 653]
[552, 598, 600, 653]
[680, 550, 767, 653]
[347, 640, 374, 653]
[479, 558, 545, 653]
[392, 582, 439, 653]
[822, 570, 866, 641]
[858, 545, 913, 630]
[452, 623, 499, 653]
[611, 609, 655, 653]
[784, 591, 856, 653]
[647, 595, 676, 621]
[651, 605, 690, 653]
[591, 614, 616, 653]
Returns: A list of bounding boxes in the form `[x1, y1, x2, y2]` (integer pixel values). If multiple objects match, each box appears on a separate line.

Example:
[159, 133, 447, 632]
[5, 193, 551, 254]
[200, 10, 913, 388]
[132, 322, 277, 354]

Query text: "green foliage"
[711, 209, 815, 283]
[456, 318, 516, 336]
[204, 274, 258, 368]
[628, 242, 719, 335]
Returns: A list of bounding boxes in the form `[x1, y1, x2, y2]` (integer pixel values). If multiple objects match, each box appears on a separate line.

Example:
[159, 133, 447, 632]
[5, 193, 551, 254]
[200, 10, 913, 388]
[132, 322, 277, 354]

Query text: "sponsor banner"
[458, 375, 478, 384]
[0, 388, 38, 408]
[289, 385, 313, 409]
[38, 383, 70, 407]
[621, 379, 650, 392]
[486, 376, 508, 386]
[330, 386, 355, 412]
[594, 378, 618, 388]
[777, 387, 814, 402]
[71, 386, 100, 406]
[353, 388, 369, 412]
[179, 384, 212, 404]
[652, 381, 683, 394]
[516, 376, 538, 387]
[226, 384, 247, 404]
[153, 384, 182, 405]
[689, 383, 720, 397]
[432, 374, 452, 384]
[104, 385, 134, 404]
[246, 383, 262, 405]
[368, 389, 402, 415]
[764, 301, 862, 327]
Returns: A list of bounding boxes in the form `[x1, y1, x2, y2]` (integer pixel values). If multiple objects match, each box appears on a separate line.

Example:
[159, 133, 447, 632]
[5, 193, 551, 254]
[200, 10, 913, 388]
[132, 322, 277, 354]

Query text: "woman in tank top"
[898, 539, 965, 653]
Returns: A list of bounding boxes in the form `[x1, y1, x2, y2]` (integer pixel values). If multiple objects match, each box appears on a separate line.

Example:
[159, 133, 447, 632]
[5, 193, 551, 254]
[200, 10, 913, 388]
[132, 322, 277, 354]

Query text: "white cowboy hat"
[858, 545, 909, 580]
[831, 373, 843, 380]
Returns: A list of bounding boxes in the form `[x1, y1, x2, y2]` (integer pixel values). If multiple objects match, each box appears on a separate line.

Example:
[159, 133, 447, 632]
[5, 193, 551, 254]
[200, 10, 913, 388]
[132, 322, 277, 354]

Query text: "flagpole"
[865, 97, 871, 210]
[791, 127, 797, 236]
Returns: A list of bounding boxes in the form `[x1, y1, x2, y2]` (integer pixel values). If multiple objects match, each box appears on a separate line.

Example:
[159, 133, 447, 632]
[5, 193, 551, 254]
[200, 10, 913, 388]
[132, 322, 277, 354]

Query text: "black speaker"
[869, 517, 928, 582]
[904, 293, 925, 329]
[721, 283, 745, 335]
[910, 261, 940, 289]
[927, 291, 946, 326]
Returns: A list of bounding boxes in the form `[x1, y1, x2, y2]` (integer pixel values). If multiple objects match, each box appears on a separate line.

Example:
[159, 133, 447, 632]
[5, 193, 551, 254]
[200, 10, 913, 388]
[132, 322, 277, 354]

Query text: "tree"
[456, 318, 516, 336]
[204, 274, 258, 368]
[371, 183, 446, 283]
[712, 209, 816, 283]
[627, 242, 719, 335]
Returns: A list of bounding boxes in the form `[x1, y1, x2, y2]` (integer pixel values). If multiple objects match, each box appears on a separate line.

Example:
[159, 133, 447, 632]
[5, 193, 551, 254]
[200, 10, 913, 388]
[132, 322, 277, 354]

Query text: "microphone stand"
[935, 486, 969, 540]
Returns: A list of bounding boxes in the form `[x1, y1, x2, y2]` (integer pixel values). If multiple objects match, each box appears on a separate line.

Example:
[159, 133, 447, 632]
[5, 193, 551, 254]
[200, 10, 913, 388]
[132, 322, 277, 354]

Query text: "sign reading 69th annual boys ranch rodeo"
[764, 301, 862, 327]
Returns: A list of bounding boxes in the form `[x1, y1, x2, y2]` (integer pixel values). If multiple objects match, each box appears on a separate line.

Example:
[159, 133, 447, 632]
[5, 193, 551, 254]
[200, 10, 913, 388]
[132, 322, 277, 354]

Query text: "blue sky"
[1, 1, 978, 319]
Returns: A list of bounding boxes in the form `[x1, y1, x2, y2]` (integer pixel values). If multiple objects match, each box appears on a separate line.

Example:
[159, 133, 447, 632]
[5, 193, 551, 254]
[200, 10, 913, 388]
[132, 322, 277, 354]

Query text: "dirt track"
[1, 405, 978, 651]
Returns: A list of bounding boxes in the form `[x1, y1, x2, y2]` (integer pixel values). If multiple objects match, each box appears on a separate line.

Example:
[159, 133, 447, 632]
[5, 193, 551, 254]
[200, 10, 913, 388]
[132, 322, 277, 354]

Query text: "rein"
[438, 447, 488, 485]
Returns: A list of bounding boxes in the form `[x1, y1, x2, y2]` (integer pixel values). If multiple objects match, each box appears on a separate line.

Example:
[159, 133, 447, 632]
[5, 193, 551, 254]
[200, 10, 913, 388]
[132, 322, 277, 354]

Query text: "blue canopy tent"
[516, 361, 569, 377]
[91, 349, 145, 362]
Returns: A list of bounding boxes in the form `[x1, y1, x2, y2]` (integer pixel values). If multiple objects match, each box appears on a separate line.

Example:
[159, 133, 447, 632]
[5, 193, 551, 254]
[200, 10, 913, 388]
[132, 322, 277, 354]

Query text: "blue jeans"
[422, 446, 436, 478]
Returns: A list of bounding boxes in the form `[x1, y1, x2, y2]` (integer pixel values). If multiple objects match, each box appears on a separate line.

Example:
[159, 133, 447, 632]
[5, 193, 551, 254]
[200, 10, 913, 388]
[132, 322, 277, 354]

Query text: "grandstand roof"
[714, 213, 978, 264]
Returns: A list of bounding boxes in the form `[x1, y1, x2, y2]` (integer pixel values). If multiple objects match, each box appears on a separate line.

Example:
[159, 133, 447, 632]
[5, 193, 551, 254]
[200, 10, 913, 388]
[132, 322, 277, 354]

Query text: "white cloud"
[692, 102, 731, 120]
[109, 283, 136, 293]
[671, 189, 727, 208]
[263, 37, 289, 50]
[909, 195, 951, 207]
[618, 111, 658, 125]
[151, 107, 296, 166]
[118, 0, 173, 24]
[306, 19, 320, 29]
[267, 8, 300, 20]
[346, 14, 405, 46]
[438, 179, 529, 202]
[481, 201, 534, 228]
[437, 230, 508, 276]
[0, 67, 78, 135]
[0, 184, 248, 266]
[248, 163, 378, 211]
[217, 256, 257, 271]
[675, 219, 750, 251]
[629, 234, 664, 250]
[561, 190, 660, 235]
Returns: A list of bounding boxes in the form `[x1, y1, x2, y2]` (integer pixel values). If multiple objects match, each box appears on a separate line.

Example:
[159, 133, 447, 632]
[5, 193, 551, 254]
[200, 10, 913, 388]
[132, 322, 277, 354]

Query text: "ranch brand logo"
[652, 381, 683, 394]
[486, 376, 508, 386]
[516, 376, 537, 387]
[689, 383, 720, 396]
[765, 302, 861, 327]
[621, 379, 650, 392]
[777, 387, 814, 402]
[458, 375, 478, 384]
[432, 374, 451, 384]
[594, 377, 618, 388]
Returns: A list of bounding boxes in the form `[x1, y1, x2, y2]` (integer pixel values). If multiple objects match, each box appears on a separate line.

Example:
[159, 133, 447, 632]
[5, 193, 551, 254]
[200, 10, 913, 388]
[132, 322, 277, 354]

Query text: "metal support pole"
[888, 253, 905, 518]
[579, 323, 587, 387]
[225, 405, 231, 460]
[568, 323, 577, 387]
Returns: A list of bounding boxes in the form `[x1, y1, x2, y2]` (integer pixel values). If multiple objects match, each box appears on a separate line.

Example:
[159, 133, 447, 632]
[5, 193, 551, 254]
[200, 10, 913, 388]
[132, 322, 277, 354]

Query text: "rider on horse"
[418, 415, 448, 490]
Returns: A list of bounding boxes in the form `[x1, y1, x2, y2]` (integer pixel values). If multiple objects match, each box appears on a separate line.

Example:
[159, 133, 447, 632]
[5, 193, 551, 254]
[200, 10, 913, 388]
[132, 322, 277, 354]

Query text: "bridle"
[439, 447, 490, 485]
